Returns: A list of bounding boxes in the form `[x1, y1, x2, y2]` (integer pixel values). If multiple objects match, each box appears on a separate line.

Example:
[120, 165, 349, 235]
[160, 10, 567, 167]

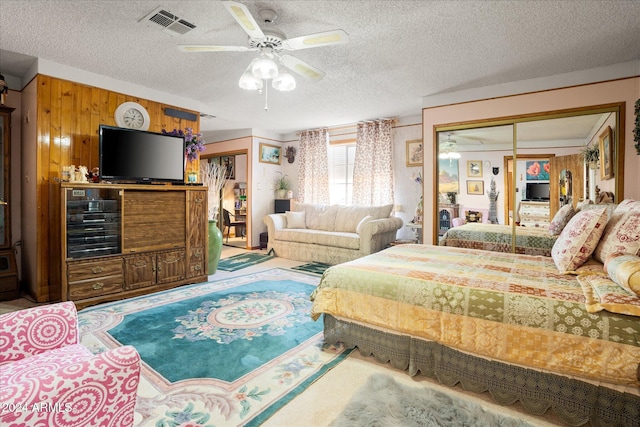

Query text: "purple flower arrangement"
[162, 127, 206, 161]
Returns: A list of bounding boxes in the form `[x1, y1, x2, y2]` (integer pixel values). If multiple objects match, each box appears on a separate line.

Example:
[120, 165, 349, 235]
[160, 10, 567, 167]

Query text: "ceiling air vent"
[140, 7, 196, 37]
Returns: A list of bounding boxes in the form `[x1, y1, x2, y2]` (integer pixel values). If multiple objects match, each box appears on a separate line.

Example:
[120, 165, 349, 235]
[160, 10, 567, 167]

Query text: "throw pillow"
[285, 211, 306, 229]
[356, 215, 374, 234]
[577, 274, 640, 316]
[593, 210, 640, 263]
[548, 204, 575, 236]
[551, 208, 607, 273]
[604, 253, 640, 296]
[614, 199, 640, 214]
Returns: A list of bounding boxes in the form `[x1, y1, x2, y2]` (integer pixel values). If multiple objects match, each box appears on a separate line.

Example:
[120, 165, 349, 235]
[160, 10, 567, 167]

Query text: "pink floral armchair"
[0, 302, 140, 426]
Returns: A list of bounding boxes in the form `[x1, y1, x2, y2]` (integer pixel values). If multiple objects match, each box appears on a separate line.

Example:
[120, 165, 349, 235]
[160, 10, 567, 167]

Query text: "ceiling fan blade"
[178, 45, 255, 52]
[282, 30, 349, 50]
[280, 55, 326, 81]
[222, 0, 265, 40]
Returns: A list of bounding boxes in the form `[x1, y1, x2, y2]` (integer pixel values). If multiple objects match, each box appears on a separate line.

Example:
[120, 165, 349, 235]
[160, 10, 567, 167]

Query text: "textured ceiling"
[1, 0, 639, 135]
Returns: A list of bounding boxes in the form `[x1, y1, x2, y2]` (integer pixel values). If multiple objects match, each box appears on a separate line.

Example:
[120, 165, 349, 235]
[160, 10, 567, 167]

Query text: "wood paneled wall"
[32, 75, 200, 302]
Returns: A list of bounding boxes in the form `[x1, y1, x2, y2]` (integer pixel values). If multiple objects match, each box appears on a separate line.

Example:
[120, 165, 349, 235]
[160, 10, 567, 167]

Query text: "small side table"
[405, 223, 423, 244]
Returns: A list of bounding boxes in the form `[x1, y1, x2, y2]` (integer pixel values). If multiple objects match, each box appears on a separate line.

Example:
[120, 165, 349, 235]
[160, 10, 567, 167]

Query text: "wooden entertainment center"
[61, 183, 208, 308]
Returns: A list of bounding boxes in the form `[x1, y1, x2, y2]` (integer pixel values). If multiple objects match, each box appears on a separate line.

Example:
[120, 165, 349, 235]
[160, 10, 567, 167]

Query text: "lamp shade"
[239, 70, 263, 90]
[251, 55, 279, 79]
[272, 72, 296, 91]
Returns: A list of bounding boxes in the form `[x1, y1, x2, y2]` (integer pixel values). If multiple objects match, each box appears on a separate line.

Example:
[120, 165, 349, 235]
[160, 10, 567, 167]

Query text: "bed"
[311, 201, 640, 426]
[440, 222, 557, 256]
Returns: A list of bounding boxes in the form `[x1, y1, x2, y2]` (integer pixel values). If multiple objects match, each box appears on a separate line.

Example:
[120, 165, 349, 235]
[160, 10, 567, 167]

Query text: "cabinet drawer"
[68, 275, 123, 299]
[68, 259, 123, 282]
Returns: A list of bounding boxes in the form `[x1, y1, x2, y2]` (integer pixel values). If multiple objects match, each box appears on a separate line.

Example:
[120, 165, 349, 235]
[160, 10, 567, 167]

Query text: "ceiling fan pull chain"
[264, 80, 269, 111]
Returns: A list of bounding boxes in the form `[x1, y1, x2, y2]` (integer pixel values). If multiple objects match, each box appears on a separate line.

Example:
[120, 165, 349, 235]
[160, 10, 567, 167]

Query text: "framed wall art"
[406, 139, 423, 167]
[599, 126, 613, 180]
[467, 160, 483, 177]
[466, 180, 484, 195]
[259, 143, 282, 165]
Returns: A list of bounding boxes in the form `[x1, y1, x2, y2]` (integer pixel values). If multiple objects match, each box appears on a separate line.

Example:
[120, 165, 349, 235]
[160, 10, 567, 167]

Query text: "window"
[329, 144, 356, 205]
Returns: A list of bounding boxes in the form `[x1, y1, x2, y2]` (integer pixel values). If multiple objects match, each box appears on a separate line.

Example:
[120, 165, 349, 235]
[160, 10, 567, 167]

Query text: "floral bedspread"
[310, 244, 640, 387]
[440, 223, 557, 256]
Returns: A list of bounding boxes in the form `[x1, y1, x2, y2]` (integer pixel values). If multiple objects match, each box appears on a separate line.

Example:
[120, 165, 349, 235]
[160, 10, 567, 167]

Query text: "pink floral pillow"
[614, 199, 640, 214]
[593, 210, 640, 263]
[551, 208, 608, 273]
[548, 204, 575, 236]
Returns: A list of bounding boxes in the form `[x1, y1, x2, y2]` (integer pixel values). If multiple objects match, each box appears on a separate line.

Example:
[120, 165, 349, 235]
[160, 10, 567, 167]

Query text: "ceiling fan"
[177, 0, 349, 91]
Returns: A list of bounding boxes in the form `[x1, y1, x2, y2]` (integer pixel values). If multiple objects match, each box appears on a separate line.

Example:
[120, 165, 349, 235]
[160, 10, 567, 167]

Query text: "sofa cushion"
[292, 202, 337, 231]
[285, 211, 306, 229]
[273, 229, 360, 250]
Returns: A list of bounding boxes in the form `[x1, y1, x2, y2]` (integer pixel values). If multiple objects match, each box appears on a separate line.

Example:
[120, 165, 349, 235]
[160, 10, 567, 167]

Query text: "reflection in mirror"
[436, 107, 622, 251]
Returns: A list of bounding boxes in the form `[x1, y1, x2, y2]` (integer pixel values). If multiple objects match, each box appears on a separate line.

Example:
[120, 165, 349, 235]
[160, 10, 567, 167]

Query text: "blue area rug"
[78, 269, 351, 426]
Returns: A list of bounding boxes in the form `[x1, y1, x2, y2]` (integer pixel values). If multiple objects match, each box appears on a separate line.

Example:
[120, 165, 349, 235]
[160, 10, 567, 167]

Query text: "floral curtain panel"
[352, 119, 395, 206]
[298, 129, 330, 204]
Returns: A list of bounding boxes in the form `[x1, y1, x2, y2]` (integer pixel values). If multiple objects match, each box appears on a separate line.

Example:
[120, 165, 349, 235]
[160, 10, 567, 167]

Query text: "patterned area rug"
[217, 251, 275, 271]
[291, 262, 332, 275]
[78, 269, 351, 426]
[331, 374, 535, 427]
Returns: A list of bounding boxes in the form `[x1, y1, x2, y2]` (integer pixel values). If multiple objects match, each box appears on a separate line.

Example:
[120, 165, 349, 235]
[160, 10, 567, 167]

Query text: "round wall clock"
[114, 101, 150, 130]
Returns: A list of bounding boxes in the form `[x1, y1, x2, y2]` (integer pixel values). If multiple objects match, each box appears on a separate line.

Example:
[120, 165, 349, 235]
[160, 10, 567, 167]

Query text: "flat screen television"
[525, 182, 550, 201]
[99, 125, 185, 183]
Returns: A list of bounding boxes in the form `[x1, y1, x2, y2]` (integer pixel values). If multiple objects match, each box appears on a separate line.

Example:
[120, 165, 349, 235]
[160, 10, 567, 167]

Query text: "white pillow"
[285, 211, 306, 229]
[356, 215, 374, 234]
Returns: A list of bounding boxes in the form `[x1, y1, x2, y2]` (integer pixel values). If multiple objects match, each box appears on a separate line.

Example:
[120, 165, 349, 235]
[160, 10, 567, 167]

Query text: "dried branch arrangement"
[200, 161, 228, 221]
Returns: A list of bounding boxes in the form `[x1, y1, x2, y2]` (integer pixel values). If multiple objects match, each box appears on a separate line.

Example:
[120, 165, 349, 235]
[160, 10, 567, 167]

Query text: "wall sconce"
[283, 146, 296, 163]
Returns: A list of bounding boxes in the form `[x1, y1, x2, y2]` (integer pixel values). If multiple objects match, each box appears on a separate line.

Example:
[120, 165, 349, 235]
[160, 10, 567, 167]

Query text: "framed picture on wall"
[599, 126, 613, 180]
[259, 143, 282, 165]
[406, 139, 423, 166]
[466, 180, 484, 195]
[467, 160, 483, 177]
[525, 160, 550, 180]
[221, 155, 235, 179]
[438, 158, 459, 194]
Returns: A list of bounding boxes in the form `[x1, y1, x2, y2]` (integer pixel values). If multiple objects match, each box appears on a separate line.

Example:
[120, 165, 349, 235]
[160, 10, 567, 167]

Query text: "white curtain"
[352, 119, 395, 206]
[297, 129, 330, 204]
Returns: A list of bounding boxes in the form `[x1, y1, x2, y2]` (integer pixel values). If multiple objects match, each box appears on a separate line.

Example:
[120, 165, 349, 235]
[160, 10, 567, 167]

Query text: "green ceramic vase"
[208, 220, 223, 274]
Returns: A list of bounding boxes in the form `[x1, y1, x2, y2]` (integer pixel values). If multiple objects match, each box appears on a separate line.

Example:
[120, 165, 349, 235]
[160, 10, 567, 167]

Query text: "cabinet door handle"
[92, 282, 104, 290]
[195, 197, 204, 203]
[91, 266, 104, 274]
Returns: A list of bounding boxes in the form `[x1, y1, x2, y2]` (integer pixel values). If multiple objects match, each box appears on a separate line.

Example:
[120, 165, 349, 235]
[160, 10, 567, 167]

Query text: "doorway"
[204, 152, 249, 249]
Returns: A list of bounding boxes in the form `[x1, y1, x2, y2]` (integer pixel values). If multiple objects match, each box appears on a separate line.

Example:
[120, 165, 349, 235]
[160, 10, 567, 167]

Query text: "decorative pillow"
[285, 211, 306, 229]
[577, 274, 640, 316]
[548, 204, 575, 236]
[356, 215, 374, 234]
[593, 210, 640, 263]
[604, 253, 640, 296]
[465, 211, 482, 223]
[566, 257, 605, 276]
[551, 208, 607, 273]
[614, 198, 640, 214]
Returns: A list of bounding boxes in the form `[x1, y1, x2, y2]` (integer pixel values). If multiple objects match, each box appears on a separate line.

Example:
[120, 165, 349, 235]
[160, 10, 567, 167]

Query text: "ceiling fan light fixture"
[272, 72, 296, 91]
[251, 54, 279, 79]
[239, 70, 263, 90]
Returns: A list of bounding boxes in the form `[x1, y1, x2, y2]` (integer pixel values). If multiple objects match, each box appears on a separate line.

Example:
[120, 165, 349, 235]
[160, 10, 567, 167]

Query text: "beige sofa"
[264, 202, 403, 264]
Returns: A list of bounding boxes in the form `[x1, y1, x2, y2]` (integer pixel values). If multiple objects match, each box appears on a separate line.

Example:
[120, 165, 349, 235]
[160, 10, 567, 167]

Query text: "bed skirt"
[323, 315, 640, 427]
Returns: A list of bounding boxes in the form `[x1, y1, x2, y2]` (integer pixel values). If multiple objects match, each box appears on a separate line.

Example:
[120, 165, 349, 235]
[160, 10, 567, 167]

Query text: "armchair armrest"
[263, 214, 287, 247]
[0, 345, 141, 426]
[0, 302, 79, 365]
